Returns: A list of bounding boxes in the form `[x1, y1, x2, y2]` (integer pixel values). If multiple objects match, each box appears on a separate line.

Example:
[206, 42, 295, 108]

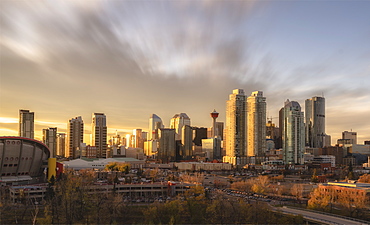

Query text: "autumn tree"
[358, 174, 370, 183]
[311, 169, 319, 183]
[231, 181, 252, 192]
[179, 172, 205, 184]
[143, 200, 187, 224]
[104, 162, 130, 173]
[251, 175, 270, 194]
[308, 187, 331, 211]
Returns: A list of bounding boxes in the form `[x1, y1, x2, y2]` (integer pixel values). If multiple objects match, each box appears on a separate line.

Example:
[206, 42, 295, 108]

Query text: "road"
[207, 185, 369, 225]
[277, 206, 369, 225]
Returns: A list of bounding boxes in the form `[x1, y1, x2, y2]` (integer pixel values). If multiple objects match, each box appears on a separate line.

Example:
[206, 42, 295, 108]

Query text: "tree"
[358, 174, 370, 183]
[104, 162, 130, 173]
[291, 184, 304, 205]
[231, 181, 251, 192]
[250, 175, 270, 194]
[308, 187, 330, 211]
[143, 200, 187, 224]
[311, 169, 319, 183]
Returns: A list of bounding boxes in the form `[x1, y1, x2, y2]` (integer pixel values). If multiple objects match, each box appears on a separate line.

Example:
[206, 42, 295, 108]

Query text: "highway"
[277, 206, 369, 225]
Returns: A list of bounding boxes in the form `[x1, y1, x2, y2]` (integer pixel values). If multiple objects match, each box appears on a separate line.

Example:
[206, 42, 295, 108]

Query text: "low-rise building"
[312, 155, 335, 167]
[9, 182, 196, 203]
[63, 158, 145, 170]
[174, 162, 232, 171]
[311, 181, 370, 210]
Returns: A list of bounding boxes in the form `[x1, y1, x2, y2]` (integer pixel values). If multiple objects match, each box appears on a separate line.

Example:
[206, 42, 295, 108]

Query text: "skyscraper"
[92, 113, 107, 158]
[148, 114, 164, 140]
[223, 89, 247, 166]
[192, 127, 208, 146]
[246, 91, 266, 158]
[56, 133, 66, 157]
[342, 131, 357, 145]
[43, 127, 57, 158]
[67, 116, 84, 159]
[305, 96, 325, 148]
[133, 129, 145, 149]
[157, 128, 176, 163]
[170, 113, 191, 140]
[282, 100, 305, 164]
[181, 125, 193, 159]
[19, 109, 34, 139]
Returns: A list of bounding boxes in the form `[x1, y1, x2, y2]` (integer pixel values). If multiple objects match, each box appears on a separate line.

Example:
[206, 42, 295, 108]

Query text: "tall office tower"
[170, 113, 191, 141]
[67, 116, 84, 159]
[282, 100, 305, 164]
[42, 127, 57, 158]
[19, 109, 34, 139]
[305, 96, 325, 148]
[247, 91, 267, 158]
[215, 122, 224, 140]
[202, 138, 221, 161]
[323, 134, 331, 147]
[192, 127, 208, 146]
[181, 125, 193, 159]
[149, 114, 164, 140]
[342, 131, 357, 145]
[223, 89, 247, 166]
[278, 108, 284, 149]
[157, 128, 176, 163]
[133, 129, 145, 149]
[125, 134, 133, 147]
[92, 113, 107, 158]
[56, 133, 66, 157]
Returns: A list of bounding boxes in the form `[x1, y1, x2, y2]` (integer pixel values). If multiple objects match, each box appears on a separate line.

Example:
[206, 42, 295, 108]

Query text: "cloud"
[0, 0, 369, 144]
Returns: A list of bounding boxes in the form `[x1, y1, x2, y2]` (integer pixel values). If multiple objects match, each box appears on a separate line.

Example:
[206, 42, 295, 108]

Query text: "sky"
[1, 0, 369, 145]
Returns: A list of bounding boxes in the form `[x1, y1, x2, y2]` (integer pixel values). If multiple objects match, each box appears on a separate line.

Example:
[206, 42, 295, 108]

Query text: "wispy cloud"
[1, 0, 369, 143]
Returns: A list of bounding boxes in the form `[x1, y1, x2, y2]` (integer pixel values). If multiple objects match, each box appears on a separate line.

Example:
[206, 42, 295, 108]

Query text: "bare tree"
[291, 184, 304, 204]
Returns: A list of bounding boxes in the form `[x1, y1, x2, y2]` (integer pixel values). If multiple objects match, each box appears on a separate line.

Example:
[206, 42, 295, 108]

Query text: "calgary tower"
[210, 109, 219, 137]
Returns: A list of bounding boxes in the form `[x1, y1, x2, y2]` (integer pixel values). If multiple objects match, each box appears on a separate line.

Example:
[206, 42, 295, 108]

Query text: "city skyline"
[1, 1, 370, 144]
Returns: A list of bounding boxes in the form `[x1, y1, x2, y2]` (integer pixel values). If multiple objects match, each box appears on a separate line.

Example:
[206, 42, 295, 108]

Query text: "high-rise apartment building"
[19, 109, 34, 139]
[148, 114, 164, 140]
[223, 89, 247, 166]
[282, 100, 305, 164]
[266, 120, 280, 148]
[67, 116, 84, 159]
[43, 127, 57, 158]
[305, 96, 325, 148]
[91, 113, 107, 158]
[170, 113, 191, 141]
[56, 133, 66, 157]
[247, 91, 266, 158]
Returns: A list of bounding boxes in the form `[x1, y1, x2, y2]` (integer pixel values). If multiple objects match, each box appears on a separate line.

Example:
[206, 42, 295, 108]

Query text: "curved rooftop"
[0, 136, 50, 184]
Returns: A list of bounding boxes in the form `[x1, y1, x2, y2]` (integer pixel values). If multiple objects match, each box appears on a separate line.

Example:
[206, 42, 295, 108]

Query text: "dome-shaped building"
[0, 136, 50, 185]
